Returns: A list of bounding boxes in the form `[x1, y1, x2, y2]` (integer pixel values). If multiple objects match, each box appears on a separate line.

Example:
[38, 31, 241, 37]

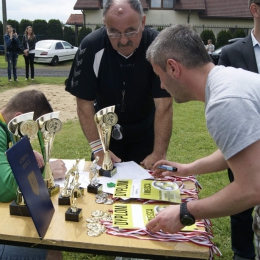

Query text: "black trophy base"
[99, 166, 117, 177]
[48, 184, 60, 197]
[9, 200, 30, 217]
[87, 183, 103, 194]
[65, 208, 82, 222]
[58, 194, 70, 205]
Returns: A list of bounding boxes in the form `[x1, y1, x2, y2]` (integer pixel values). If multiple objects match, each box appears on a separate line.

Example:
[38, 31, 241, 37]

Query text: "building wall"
[83, 9, 254, 35]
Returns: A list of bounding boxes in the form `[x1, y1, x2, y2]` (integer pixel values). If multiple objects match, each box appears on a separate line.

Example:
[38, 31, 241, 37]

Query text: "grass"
[1, 77, 235, 259]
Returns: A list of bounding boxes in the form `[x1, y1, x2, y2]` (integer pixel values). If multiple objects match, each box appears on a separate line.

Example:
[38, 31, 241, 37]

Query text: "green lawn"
[0, 77, 235, 259]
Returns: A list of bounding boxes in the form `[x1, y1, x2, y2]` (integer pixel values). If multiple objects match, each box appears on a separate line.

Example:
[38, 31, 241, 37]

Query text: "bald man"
[66, 0, 173, 170]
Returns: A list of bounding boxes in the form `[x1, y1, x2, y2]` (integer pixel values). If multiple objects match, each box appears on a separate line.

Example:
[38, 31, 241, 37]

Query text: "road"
[0, 67, 70, 77]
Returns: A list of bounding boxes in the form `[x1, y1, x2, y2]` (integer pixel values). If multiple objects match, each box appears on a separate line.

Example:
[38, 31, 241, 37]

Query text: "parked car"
[0, 45, 5, 55]
[211, 38, 243, 65]
[34, 40, 78, 66]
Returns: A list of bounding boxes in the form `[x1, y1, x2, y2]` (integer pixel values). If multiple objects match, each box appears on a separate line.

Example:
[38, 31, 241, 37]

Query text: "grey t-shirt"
[205, 65, 260, 160]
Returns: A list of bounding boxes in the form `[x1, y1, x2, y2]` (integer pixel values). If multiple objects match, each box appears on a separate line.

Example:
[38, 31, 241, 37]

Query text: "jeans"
[0, 245, 47, 260]
[6, 52, 18, 80]
[228, 169, 255, 259]
[23, 53, 35, 79]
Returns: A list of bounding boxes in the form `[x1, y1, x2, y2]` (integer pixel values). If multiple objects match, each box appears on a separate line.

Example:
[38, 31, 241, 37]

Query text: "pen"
[157, 165, 178, 172]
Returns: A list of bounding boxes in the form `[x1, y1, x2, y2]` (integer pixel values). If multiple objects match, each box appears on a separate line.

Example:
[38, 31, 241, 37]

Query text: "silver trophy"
[36, 111, 62, 196]
[94, 105, 118, 177]
[8, 112, 38, 216]
[87, 156, 103, 194]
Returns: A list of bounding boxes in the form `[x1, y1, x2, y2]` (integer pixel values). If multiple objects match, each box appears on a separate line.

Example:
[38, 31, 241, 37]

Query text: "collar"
[251, 29, 260, 47]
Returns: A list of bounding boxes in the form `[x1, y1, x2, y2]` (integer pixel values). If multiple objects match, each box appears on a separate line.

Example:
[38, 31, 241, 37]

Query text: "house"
[67, 0, 253, 36]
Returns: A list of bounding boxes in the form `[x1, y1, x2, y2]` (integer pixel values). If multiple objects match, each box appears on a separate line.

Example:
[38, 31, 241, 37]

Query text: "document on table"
[53, 160, 153, 193]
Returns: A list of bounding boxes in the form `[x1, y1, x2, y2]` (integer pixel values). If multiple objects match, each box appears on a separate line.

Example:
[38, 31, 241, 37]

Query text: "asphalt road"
[0, 67, 70, 77]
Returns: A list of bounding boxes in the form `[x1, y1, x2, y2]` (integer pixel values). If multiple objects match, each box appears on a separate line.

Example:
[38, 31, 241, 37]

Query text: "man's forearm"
[153, 97, 173, 157]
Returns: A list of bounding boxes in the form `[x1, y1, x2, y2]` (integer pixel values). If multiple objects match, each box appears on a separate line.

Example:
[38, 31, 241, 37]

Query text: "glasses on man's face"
[107, 22, 141, 39]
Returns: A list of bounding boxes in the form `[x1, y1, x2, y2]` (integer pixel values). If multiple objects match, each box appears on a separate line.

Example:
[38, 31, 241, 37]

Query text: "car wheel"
[51, 56, 59, 66]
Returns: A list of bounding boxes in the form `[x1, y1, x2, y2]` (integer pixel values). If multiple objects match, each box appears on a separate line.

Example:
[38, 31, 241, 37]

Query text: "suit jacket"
[218, 34, 259, 73]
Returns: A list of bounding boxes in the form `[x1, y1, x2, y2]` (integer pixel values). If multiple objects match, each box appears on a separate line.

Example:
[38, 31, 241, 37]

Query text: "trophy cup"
[36, 111, 62, 196]
[58, 159, 84, 205]
[87, 156, 103, 194]
[8, 112, 38, 216]
[65, 184, 83, 222]
[94, 105, 118, 177]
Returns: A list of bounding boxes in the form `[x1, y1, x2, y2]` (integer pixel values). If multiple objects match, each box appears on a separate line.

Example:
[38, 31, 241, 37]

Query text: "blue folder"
[6, 135, 55, 239]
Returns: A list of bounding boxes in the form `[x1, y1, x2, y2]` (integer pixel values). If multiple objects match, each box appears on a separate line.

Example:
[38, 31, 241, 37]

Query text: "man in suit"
[218, 1, 260, 259]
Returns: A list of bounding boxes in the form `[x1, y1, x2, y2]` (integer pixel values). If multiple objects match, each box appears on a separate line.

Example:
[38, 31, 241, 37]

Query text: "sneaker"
[8, 79, 12, 82]
[25, 78, 28, 80]
[31, 78, 34, 80]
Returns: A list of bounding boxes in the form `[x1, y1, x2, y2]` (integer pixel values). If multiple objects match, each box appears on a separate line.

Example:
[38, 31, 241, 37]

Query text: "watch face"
[181, 215, 195, 226]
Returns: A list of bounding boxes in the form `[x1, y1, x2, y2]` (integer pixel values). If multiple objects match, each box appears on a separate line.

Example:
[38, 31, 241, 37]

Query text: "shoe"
[31, 78, 34, 80]
[8, 79, 12, 82]
[25, 78, 28, 80]
[14, 79, 18, 81]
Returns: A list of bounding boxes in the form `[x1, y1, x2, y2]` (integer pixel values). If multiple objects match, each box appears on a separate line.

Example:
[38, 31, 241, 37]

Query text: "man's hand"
[146, 205, 184, 234]
[140, 153, 165, 170]
[33, 150, 44, 168]
[50, 160, 67, 179]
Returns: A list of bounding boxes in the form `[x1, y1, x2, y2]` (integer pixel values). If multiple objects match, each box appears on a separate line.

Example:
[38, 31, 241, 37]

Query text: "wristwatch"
[180, 202, 195, 226]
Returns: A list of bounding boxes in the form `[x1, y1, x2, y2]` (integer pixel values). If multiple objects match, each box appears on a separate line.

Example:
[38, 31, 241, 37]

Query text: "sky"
[0, 0, 82, 24]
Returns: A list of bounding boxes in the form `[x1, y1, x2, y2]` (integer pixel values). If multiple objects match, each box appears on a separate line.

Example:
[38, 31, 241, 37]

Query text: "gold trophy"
[8, 112, 38, 216]
[87, 156, 103, 194]
[36, 111, 62, 196]
[94, 105, 118, 177]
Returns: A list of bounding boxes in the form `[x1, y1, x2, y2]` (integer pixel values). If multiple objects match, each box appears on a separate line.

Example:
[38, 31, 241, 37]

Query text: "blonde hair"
[24, 26, 35, 39]
[6, 24, 12, 33]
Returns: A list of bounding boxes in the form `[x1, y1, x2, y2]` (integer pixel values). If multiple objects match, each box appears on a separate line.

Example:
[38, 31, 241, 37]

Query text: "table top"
[0, 162, 210, 259]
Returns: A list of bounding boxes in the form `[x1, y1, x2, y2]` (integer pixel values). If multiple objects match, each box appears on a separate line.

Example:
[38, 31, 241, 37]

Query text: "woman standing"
[22, 26, 36, 80]
[4, 25, 22, 82]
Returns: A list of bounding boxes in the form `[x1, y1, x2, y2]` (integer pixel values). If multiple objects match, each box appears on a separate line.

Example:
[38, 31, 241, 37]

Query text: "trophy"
[58, 159, 84, 205]
[8, 112, 38, 216]
[65, 180, 83, 222]
[36, 112, 62, 196]
[87, 156, 103, 194]
[94, 105, 118, 177]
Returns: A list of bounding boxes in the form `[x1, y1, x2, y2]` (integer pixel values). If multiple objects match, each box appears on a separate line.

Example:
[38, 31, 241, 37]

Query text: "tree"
[20, 19, 32, 35]
[33, 20, 48, 41]
[216, 30, 233, 48]
[200, 29, 216, 46]
[63, 26, 75, 45]
[0, 21, 3, 44]
[47, 19, 63, 40]
[7, 19, 19, 34]
[78, 26, 92, 45]
[233, 29, 246, 38]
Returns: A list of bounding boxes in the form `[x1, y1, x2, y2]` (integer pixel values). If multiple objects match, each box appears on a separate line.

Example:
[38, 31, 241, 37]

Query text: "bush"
[20, 19, 33, 35]
[200, 29, 216, 46]
[216, 30, 233, 48]
[157, 26, 164, 32]
[47, 19, 63, 40]
[233, 29, 246, 38]
[63, 26, 75, 45]
[7, 19, 20, 34]
[33, 20, 48, 41]
[78, 27, 92, 45]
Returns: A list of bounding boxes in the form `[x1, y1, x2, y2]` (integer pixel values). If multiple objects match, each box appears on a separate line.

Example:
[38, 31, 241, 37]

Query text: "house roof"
[66, 14, 84, 26]
[74, 0, 100, 10]
[199, 0, 252, 19]
[174, 0, 205, 11]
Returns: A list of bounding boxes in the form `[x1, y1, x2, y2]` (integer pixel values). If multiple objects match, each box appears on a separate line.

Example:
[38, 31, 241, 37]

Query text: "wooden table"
[0, 162, 210, 260]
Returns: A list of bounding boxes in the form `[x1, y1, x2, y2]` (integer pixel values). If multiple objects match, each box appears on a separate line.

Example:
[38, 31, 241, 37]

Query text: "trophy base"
[48, 184, 60, 197]
[65, 208, 82, 222]
[87, 184, 103, 194]
[99, 166, 117, 177]
[9, 200, 30, 217]
[58, 194, 70, 205]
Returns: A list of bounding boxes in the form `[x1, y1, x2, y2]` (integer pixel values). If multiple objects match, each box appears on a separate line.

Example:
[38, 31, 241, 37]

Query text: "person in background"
[218, 1, 260, 259]
[0, 89, 65, 259]
[22, 26, 36, 80]
[144, 25, 260, 258]
[206, 39, 215, 55]
[65, 0, 173, 170]
[4, 25, 23, 82]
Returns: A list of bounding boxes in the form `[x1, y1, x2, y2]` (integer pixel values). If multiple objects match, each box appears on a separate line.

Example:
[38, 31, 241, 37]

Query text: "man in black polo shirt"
[66, 0, 173, 169]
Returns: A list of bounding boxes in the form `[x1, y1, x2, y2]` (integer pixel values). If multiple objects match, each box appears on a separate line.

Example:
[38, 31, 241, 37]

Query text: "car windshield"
[36, 42, 53, 49]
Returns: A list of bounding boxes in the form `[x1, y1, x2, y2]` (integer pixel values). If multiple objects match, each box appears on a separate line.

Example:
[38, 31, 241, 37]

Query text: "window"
[62, 41, 72, 49]
[151, 0, 174, 9]
[55, 42, 64, 50]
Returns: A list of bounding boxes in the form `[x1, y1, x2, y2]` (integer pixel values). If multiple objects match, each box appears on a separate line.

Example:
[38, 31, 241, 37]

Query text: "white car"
[34, 40, 78, 66]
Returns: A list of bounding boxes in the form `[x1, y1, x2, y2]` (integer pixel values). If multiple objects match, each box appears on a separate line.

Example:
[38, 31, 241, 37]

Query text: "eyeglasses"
[107, 22, 141, 39]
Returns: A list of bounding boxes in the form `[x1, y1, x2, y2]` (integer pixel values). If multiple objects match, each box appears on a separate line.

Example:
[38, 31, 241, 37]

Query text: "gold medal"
[45, 118, 62, 133]
[103, 112, 118, 126]
[19, 120, 38, 138]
